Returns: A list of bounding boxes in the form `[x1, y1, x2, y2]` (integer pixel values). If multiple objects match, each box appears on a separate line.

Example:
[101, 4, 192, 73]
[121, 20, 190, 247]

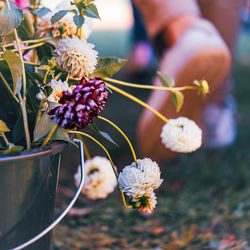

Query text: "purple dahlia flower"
[49, 77, 109, 129]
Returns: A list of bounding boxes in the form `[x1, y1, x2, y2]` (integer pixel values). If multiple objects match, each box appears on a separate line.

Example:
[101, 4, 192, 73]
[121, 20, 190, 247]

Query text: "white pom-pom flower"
[131, 192, 157, 213]
[118, 158, 163, 199]
[54, 36, 98, 78]
[47, 79, 74, 106]
[74, 156, 117, 200]
[161, 117, 202, 153]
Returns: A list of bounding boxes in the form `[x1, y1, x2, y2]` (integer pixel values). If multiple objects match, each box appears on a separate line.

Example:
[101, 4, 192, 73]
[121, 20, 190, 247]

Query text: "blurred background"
[40, 0, 250, 249]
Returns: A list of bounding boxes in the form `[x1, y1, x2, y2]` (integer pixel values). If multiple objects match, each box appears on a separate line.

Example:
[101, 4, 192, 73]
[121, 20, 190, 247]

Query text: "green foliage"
[172, 90, 184, 112]
[36, 43, 54, 61]
[85, 4, 100, 19]
[17, 12, 35, 40]
[0, 120, 10, 132]
[32, 7, 51, 18]
[33, 111, 70, 143]
[0, 1, 23, 36]
[51, 10, 69, 25]
[2, 144, 24, 155]
[157, 71, 175, 87]
[1, 50, 23, 94]
[91, 57, 127, 78]
[89, 122, 119, 147]
[73, 14, 85, 28]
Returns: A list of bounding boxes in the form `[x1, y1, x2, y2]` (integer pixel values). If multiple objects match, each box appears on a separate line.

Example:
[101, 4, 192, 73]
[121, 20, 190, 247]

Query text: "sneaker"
[137, 18, 231, 161]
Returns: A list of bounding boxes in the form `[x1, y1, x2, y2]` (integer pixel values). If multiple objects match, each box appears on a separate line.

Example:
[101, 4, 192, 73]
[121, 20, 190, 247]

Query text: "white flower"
[74, 156, 117, 199]
[118, 158, 163, 199]
[47, 79, 74, 106]
[54, 36, 98, 78]
[161, 117, 202, 153]
[36, 91, 45, 101]
[132, 192, 157, 213]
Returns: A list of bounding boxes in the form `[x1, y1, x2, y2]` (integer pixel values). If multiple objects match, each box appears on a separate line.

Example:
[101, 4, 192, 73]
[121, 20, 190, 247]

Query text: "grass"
[53, 28, 250, 249]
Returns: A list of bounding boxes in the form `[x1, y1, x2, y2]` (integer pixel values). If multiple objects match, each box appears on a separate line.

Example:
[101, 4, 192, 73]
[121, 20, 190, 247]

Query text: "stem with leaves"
[104, 77, 197, 92]
[42, 124, 58, 146]
[0, 37, 53, 49]
[5, 0, 31, 149]
[1, 132, 9, 146]
[97, 116, 138, 166]
[0, 72, 19, 103]
[0, 42, 45, 56]
[105, 82, 168, 123]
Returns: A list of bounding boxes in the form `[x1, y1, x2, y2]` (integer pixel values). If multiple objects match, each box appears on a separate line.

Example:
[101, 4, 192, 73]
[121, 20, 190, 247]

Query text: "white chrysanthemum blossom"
[74, 156, 117, 200]
[47, 79, 74, 106]
[54, 36, 98, 78]
[132, 192, 157, 213]
[36, 91, 48, 110]
[118, 158, 163, 199]
[37, 8, 93, 39]
[161, 117, 202, 153]
[36, 91, 45, 101]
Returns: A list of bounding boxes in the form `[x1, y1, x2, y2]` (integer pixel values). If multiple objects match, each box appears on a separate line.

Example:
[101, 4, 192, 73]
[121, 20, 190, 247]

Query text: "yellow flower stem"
[106, 82, 168, 123]
[43, 70, 49, 84]
[104, 77, 197, 92]
[1, 37, 54, 49]
[5, 0, 32, 149]
[97, 116, 138, 166]
[13, 29, 26, 95]
[55, 72, 62, 80]
[76, 134, 92, 160]
[0, 72, 19, 103]
[66, 73, 70, 82]
[1, 132, 9, 147]
[68, 130, 132, 209]
[18, 93, 31, 150]
[23, 61, 40, 66]
[0, 42, 45, 56]
[42, 124, 58, 146]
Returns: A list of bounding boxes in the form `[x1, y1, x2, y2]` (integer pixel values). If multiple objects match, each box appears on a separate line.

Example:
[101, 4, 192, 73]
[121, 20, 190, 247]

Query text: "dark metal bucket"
[0, 140, 85, 250]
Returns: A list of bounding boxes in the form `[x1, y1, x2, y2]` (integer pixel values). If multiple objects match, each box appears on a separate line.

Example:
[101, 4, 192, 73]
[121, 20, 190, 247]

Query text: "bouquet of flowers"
[0, 0, 209, 213]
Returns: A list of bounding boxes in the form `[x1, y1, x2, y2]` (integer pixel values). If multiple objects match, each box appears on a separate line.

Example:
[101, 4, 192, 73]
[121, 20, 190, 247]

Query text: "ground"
[52, 26, 250, 249]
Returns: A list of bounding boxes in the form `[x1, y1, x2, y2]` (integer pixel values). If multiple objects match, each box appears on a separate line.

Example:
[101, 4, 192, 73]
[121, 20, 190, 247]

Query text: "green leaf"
[89, 123, 119, 147]
[85, 3, 100, 19]
[73, 14, 84, 28]
[33, 7, 51, 18]
[52, 127, 70, 142]
[0, 2, 24, 36]
[26, 71, 41, 114]
[33, 111, 52, 141]
[76, 3, 84, 14]
[12, 116, 25, 145]
[2, 50, 23, 94]
[91, 57, 127, 78]
[69, 9, 78, 15]
[36, 43, 54, 61]
[0, 120, 10, 132]
[17, 12, 35, 40]
[3, 145, 24, 155]
[104, 85, 112, 93]
[33, 112, 70, 143]
[157, 71, 175, 87]
[51, 10, 68, 25]
[15, 78, 22, 94]
[172, 91, 184, 112]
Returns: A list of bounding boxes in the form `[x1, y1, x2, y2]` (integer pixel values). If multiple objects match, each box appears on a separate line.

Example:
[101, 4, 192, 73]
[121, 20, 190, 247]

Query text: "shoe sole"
[137, 48, 231, 162]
